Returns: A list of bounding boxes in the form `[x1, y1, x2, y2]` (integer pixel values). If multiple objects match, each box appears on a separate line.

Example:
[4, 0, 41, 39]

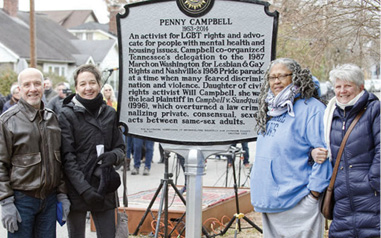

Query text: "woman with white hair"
[316, 64, 380, 237]
[101, 84, 117, 111]
[250, 58, 332, 237]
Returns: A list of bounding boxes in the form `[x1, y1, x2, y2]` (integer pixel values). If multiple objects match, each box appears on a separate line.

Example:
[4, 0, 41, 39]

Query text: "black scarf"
[75, 93, 104, 115]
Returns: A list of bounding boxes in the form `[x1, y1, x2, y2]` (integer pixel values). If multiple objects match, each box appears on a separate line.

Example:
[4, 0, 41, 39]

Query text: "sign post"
[117, 0, 278, 236]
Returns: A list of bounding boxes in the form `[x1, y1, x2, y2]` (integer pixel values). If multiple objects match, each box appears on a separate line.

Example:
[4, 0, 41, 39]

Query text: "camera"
[63, 89, 72, 96]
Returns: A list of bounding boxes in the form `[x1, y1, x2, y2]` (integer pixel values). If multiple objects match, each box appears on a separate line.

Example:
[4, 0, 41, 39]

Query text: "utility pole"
[29, 0, 36, 67]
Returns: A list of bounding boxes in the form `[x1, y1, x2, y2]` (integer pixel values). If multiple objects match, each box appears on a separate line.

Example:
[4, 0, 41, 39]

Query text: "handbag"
[321, 108, 366, 220]
[115, 157, 129, 238]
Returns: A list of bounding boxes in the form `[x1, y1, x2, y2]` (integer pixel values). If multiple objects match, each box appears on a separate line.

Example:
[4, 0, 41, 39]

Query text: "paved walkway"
[0, 142, 256, 237]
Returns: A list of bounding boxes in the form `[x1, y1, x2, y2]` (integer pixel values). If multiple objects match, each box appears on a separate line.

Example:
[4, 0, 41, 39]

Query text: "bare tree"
[270, 0, 380, 80]
[104, 0, 128, 7]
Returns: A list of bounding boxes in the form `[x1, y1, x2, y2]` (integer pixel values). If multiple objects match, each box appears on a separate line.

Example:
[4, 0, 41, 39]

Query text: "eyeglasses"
[104, 89, 111, 91]
[268, 74, 292, 82]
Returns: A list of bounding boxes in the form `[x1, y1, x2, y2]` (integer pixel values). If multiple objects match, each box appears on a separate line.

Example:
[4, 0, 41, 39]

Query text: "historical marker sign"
[117, 0, 278, 144]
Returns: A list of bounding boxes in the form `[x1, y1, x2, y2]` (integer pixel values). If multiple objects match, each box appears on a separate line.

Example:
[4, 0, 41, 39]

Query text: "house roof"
[71, 39, 116, 64]
[0, 9, 79, 63]
[70, 21, 110, 33]
[37, 10, 99, 29]
[69, 22, 116, 38]
[72, 54, 94, 65]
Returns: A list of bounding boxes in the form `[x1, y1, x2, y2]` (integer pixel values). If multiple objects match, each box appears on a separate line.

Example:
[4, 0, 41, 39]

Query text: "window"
[86, 32, 93, 40]
[75, 32, 84, 39]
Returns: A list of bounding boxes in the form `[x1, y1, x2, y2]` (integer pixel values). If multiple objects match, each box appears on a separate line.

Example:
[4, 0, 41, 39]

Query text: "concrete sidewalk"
[0, 142, 256, 237]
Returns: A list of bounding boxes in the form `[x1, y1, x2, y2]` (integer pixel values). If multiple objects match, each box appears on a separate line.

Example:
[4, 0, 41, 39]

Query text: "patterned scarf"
[266, 84, 300, 117]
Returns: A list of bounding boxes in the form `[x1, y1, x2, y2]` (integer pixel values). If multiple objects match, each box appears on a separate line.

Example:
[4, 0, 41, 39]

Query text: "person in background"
[314, 64, 380, 238]
[250, 58, 332, 238]
[59, 64, 125, 238]
[2, 84, 20, 113]
[101, 84, 117, 111]
[240, 142, 250, 168]
[47, 82, 71, 117]
[44, 77, 57, 103]
[131, 138, 154, 176]
[0, 92, 6, 112]
[0, 82, 18, 112]
[216, 142, 250, 168]
[0, 68, 70, 237]
[125, 136, 133, 171]
[119, 126, 132, 172]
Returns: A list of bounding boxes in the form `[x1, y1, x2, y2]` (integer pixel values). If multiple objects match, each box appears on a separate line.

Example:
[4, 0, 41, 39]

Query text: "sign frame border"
[116, 0, 279, 145]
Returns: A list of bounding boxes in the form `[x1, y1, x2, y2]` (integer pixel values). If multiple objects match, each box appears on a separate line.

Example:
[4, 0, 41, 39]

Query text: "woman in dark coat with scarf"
[59, 64, 125, 238]
[315, 64, 380, 238]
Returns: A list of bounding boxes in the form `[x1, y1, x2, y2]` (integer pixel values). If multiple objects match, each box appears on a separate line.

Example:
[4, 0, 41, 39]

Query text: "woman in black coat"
[59, 64, 125, 238]
[316, 64, 380, 238]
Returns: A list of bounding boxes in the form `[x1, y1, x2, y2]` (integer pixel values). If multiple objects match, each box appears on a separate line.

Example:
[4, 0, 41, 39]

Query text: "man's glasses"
[268, 74, 292, 82]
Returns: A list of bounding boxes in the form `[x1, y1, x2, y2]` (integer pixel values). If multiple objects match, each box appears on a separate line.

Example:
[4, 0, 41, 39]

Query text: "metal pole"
[154, 179, 167, 238]
[185, 149, 204, 238]
[160, 144, 230, 237]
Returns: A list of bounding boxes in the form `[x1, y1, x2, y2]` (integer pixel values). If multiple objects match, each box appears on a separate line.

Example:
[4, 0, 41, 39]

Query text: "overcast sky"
[0, 0, 109, 23]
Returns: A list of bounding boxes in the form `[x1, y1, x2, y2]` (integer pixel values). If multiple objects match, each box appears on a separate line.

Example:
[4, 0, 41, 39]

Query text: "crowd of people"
[0, 60, 378, 238]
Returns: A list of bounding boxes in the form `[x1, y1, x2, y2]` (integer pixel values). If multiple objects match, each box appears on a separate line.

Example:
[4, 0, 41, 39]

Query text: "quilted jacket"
[329, 90, 380, 238]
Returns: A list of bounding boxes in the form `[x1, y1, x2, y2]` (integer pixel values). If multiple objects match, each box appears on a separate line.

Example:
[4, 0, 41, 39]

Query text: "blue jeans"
[67, 209, 115, 238]
[121, 127, 133, 159]
[126, 136, 133, 159]
[9, 191, 57, 238]
[241, 142, 250, 164]
[133, 138, 154, 169]
[226, 143, 250, 165]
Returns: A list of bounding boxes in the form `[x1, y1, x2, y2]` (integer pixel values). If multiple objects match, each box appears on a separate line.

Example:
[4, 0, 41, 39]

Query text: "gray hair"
[329, 64, 364, 87]
[256, 58, 319, 134]
[10, 84, 18, 94]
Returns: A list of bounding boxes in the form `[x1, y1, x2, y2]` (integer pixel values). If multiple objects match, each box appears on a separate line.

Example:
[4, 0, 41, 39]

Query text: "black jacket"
[59, 94, 125, 211]
[47, 95, 64, 117]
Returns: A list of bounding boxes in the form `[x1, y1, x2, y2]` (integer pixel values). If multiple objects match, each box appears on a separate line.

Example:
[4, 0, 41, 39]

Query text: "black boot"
[126, 158, 131, 171]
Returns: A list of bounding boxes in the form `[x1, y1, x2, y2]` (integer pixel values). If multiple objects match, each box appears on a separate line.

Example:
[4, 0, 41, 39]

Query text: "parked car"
[372, 79, 381, 92]
[365, 79, 381, 92]
[365, 80, 375, 92]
